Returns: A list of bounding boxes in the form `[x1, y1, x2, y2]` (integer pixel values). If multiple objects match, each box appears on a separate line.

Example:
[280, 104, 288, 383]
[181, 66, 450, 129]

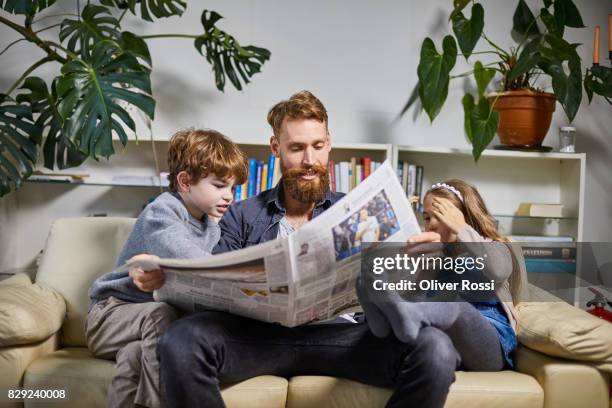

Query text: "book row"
[233, 156, 387, 201]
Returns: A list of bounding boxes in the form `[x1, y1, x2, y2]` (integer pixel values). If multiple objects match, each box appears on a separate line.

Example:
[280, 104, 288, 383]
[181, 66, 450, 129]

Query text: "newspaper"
[125, 161, 421, 327]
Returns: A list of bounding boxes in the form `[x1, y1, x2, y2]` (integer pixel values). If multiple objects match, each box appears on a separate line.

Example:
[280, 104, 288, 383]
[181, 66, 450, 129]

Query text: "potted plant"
[401, 0, 612, 160]
[0, 0, 270, 196]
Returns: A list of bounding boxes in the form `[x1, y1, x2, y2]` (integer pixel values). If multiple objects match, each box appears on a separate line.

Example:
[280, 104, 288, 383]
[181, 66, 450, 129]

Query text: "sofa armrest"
[516, 346, 610, 408]
[0, 274, 66, 347]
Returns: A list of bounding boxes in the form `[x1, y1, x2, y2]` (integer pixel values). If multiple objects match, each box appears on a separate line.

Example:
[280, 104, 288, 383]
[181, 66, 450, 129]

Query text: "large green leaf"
[194, 10, 271, 92]
[584, 66, 612, 102]
[99, 0, 185, 22]
[0, 0, 55, 15]
[0, 95, 40, 196]
[542, 33, 579, 61]
[451, 3, 484, 60]
[118, 31, 151, 66]
[16, 77, 86, 170]
[539, 55, 582, 122]
[60, 4, 121, 59]
[553, 0, 585, 29]
[449, 0, 470, 21]
[513, 0, 540, 37]
[536, 34, 582, 121]
[508, 35, 542, 83]
[462, 93, 499, 161]
[417, 36, 457, 122]
[56, 40, 155, 159]
[540, 8, 562, 36]
[473, 61, 495, 98]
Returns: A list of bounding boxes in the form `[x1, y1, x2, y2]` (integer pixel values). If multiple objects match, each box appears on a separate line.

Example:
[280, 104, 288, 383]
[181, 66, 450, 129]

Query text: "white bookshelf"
[25, 140, 392, 188]
[393, 145, 592, 307]
[393, 145, 586, 241]
[4, 140, 392, 275]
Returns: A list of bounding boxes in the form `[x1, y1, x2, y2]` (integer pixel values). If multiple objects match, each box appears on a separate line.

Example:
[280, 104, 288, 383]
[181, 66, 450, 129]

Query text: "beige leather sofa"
[1, 217, 611, 408]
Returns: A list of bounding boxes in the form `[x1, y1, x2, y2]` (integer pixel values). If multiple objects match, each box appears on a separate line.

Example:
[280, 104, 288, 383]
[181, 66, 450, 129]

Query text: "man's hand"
[408, 231, 441, 243]
[128, 254, 165, 292]
[405, 231, 444, 258]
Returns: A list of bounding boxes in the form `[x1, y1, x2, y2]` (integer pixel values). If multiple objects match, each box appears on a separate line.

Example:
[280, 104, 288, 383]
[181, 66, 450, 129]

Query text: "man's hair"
[167, 128, 248, 192]
[267, 90, 328, 137]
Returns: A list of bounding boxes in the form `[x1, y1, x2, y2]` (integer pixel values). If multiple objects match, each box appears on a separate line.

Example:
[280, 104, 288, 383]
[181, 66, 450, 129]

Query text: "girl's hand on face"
[431, 197, 467, 235]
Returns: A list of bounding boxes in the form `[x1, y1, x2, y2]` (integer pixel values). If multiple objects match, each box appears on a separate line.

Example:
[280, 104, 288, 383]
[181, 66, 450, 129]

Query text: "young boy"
[86, 128, 247, 408]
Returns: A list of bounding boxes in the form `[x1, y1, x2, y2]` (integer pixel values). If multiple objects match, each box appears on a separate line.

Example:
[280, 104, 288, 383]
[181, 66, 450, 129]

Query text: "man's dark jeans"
[159, 311, 460, 408]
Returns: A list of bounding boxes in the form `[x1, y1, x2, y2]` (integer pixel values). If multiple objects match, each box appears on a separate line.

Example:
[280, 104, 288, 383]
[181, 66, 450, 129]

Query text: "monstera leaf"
[16, 77, 86, 170]
[417, 36, 457, 122]
[60, 5, 121, 59]
[0, 95, 40, 195]
[0, 0, 55, 15]
[56, 40, 155, 160]
[118, 31, 152, 66]
[100, 0, 185, 22]
[195, 10, 271, 91]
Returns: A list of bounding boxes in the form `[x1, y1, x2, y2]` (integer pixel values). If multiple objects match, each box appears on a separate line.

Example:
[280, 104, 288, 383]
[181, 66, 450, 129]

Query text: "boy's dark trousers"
[159, 311, 460, 408]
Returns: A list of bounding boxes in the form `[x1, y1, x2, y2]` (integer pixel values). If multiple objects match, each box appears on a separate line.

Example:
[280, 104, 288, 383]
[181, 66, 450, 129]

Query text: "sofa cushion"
[24, 347, 288, 408]
[516, 346, 611, 408]
[35, 218, 136, 347]
[0, 334, 58, 391]
[0, 274, 66, 347]
[286, 371, 543, 408]
[516, 287, 612, 373]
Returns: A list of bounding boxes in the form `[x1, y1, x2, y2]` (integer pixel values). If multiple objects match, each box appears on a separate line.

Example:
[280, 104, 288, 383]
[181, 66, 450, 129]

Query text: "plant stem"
[0, 15, 66, 63]
[0, 38, 26, 56]
[140, 34, 198, 40]
[450, 62, 505, 79]
[5, 56, 56, 95]
[45, 41, 79, 60]
[35, 23, 62, 34]
[482, 32, 509, 59]
[117, 9, 128, 26]
[32, 13, 79, 24]
[458, 51, 499, 56]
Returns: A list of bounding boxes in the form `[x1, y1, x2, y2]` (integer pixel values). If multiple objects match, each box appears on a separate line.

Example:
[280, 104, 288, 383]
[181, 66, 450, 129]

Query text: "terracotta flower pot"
[488, 90, 556, 147]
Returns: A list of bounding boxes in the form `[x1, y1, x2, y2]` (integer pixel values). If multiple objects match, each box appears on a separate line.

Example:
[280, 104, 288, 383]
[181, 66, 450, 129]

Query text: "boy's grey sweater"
[88, 192, 220, 306]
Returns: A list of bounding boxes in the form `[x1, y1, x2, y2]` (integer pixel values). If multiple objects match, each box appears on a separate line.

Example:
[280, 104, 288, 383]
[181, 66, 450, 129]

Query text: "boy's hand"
[128, 254, 165, 292]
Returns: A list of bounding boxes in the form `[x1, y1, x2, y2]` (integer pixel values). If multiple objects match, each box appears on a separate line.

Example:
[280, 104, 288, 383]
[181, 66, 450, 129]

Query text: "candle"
[609, 14, 612, 53]
[594, 25, 600, 65]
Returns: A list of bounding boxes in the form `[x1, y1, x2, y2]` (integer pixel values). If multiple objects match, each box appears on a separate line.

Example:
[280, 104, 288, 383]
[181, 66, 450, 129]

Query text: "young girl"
[358, 179, 525, 371]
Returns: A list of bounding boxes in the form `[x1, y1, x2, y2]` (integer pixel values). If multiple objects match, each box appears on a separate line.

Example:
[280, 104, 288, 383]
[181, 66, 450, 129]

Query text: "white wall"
[1, 0, 611, 271]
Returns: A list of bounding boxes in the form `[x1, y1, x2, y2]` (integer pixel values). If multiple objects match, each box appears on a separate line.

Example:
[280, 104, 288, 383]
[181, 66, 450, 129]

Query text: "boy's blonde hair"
[167, 128, 247, 192]
[267, 90, 328, 137]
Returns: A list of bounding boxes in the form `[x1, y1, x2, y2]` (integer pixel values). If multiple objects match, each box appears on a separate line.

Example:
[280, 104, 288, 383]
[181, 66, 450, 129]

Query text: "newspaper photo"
[124, 160, 422, 327]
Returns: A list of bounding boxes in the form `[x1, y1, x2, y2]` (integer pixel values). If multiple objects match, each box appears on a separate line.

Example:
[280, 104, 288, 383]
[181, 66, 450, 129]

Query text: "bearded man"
[159, 91, 459, 408]
[212, 90, 342, 248]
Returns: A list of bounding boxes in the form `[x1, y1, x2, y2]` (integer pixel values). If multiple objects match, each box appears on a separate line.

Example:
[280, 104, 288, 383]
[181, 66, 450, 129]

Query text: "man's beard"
[281, 162, 329, 204]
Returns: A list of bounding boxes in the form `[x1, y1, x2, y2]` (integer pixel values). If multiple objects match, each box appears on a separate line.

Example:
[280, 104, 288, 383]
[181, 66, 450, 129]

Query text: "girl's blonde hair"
[425, 179, 523, 304]
[426, 179, 505, 242]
